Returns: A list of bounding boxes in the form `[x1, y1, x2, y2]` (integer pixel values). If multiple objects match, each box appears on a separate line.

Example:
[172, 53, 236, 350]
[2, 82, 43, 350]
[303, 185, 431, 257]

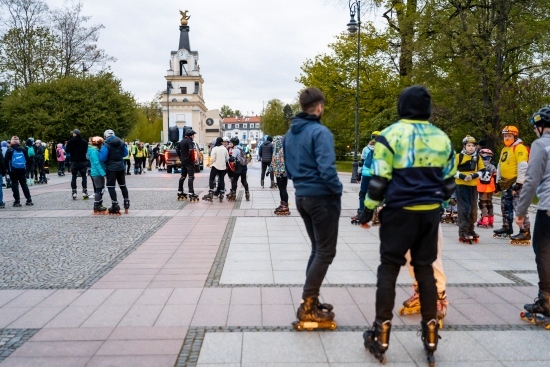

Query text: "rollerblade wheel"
[438, 318, 444, 329]
[398, 307, 406, 315]
[292, 321, 303, 331]
[329, 322, 337, 330]
[543, 319, 550, 330]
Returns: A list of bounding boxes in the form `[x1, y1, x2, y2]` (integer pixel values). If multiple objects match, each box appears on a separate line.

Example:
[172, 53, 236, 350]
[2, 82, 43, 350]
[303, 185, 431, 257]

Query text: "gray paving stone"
[197, 332, 242, 364]
[242, 332, 326, 364]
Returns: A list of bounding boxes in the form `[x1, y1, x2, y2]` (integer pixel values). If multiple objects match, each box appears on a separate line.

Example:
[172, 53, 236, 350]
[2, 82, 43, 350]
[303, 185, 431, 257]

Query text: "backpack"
[363, 148, 373, 169]
[236, 147, 247, 167]
[27, 146, 35, 158]
[11, 149, 26, 169]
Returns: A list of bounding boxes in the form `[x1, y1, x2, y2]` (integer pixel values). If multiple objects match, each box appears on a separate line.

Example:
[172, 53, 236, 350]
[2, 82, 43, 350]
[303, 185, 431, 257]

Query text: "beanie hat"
[266, 136, 273, 142]
[72, 129, 80, 135]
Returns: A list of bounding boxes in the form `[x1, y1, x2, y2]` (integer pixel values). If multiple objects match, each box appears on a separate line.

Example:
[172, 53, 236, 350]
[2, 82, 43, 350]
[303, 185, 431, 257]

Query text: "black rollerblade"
[351, 210, 362, 225]
[202, 190, 214, 202]
[226, 190, 236, 202]
[245, 191, 250, 201]
[93, 201, 108, 215]
[108, 202, 121, 215]
[274, 201, 290, 216]
[123, 199, 130, 214]
[0, 202, 5, 209]
[72, 189, 77, 200]
[493, 224, 513, 239]
[13, 201, 21, 207]
[6, 179, 11, 189]
[188, 193, 199, 202]
[520, 291, 550, 329]
[261, 179, 264, 188]
[82, 189, 89, 200]
[177, 191, 187, 201]
[270, 181, 277, 189]
[219, 190, 224, 203]
[25, 199, 33, 206]
[510, 228, 531, 246]
[364, 319, 391, 364]
[292, 297, 336, 331]
[421, 319, 439, 367]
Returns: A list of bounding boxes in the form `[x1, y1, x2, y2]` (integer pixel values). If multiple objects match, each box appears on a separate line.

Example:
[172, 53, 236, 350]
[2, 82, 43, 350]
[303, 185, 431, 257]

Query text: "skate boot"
[270, 181, 277, 189]
[25, 199, 33, 206]
[177, 191, 187, 201]
[0, 202, 5, 209]
[317, 298, 334, 313]
[202, 190, 214, 202]
[261, 179, 264, 188]
[437, 291, 448, 329]
[488, 215, 494, 227]
[477, 216, 490, 228]
[459, 233, 474, 244]
[421, 319, 439, 367]
[123, 199, 130, 214]
[82, 189, 89, 200]
[72, 189, 77, 200]
[245, 191, 250, 201]
[292, 297, 336, 331]
[274, 201, 290, 216]
[493, 224, 513, 239]
[188, 193, 199, 202]
[521, 291, 550, 328]
[219, 190, 224, 203]
[6, 180, 11, 189]
[372, 209, 381, 226]
[93, 201, 108, 215]
[13, 201, 21, 207]
[364, 319, 391, 364]
[399, 285, 420, 315]
[226, 190, 236, 202]
[351, 210, 362, 225]
[108, 202, 121, 215]
[470, 231, 480, 243]
[510, 227, 531, 246]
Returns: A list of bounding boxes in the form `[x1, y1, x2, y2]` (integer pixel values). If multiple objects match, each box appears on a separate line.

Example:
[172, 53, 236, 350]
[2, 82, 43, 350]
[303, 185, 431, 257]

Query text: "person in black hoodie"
[177, 129, 198, 201]
[258, 136, 275, 188]
[0, 143, 6, 208]
[34, 140, 47, 184]
[4, 136, 33, 207]
[65, 129, 89, 200]
[100, 129, 130, 214]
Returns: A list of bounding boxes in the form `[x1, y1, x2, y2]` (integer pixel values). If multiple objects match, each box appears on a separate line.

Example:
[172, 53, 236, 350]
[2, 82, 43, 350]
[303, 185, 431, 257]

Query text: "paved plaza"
[0, 162, 547, 367]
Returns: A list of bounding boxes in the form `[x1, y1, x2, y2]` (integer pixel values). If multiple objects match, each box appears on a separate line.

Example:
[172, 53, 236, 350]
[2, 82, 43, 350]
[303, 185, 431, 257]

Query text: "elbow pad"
[368, 176, 388, 201]
[443, 177, 456, 200]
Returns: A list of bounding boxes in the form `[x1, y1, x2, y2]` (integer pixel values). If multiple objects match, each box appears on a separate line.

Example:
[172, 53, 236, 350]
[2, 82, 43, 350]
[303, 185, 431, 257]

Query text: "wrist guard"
[359, 208, 374, 225]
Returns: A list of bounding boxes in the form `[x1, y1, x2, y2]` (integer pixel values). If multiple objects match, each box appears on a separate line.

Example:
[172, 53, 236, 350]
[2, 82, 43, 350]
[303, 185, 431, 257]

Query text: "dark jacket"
[100, 136, 127, 172]
[178, 138, 195, 162]
[34, 144, 45, 160]
[0, 148, 6, 176]
[65, 135, 88, 162]
[4, 144, 29, 173]
[259, 141, 274, 162]
[283, 113, 343, 197]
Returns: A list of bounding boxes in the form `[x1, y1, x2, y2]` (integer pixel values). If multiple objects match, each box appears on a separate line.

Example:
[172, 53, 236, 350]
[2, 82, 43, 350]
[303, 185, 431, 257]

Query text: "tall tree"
[50, 0, 115, 77]
[220, 105, 234, 118]
[261, 99, 287, 136]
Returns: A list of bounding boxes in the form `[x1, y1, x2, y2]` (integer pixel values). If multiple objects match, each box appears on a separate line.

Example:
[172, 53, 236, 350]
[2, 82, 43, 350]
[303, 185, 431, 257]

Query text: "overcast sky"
[48, 0, 379, 115]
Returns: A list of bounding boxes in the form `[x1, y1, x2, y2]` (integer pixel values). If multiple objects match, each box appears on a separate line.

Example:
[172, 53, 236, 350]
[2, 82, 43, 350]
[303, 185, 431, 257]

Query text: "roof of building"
[223, 116, 261, 124]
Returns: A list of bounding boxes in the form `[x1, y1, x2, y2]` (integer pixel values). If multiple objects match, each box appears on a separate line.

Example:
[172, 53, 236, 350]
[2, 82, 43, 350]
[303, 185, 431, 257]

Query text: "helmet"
[230, 137, 240, 146]
[371, 131, 381, 141]
[462, 135, 476, 145]
[91, 136, 104, 146]
[502, 126, 519, 136]
[479, 148, 493, 157]
[185, 129, 196, 137]
[530, 107, 550, 127]
[222, 137, 230, 142]
[104, 129, 115, 138]
[35, 139, 42, 144]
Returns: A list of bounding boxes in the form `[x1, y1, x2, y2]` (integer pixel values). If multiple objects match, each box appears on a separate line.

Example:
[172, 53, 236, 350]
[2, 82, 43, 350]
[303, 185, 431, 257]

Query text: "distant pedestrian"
[152, 143, 160, 169]
[34, 139, 47, 184]
[227, 137, 250, 202]
[25, 138, 35, 185]
[259, 135, 274, 188]
[56, 143, 66, 177]
[272, 135, 289, 215]
[0, 143, 5, 208]
[100, 129, 130, 214]
[177, 130, 198, 201]
[123, 142, 131, 175]
[65, 129, 89, 200]
[4, 136, 33, 207]
[88, 137, 107, 214]
[203, 137, 228, 202]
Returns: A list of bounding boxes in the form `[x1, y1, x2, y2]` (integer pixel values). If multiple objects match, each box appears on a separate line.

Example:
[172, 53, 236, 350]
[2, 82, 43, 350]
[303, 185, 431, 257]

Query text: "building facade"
[222, 116, 264, 148]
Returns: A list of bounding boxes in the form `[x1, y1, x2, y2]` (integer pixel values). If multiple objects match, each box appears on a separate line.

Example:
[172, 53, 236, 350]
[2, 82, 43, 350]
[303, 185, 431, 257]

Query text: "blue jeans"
[501, 187, 530, 230]
[0, 173, 3, 203]
[297, 195, 341, 299]
[533, 210, 550, 293]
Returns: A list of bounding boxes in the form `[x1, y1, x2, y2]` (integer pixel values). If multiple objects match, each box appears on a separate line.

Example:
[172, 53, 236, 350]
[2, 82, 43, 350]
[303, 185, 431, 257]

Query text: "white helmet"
[104, 129, 115, 138]
[222, 137, 230, 142]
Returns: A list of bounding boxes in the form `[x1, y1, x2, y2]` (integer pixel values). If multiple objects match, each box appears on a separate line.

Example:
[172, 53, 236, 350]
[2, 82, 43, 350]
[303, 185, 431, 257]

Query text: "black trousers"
[124, 160, 131, 174]
[71, 161, 88, 190]
[298, 196, 341, 299]
[231, 168, 249, 192]
[106, 170, 128, 203]
[91, 176, 105, 203]
[261, 162, 274, 182]
[456, 185, 477, 236]
[35, 158, 46, 180]
[276, 176, 288, 202]
[533, 210, 550, 293]
[209, 167, 226, 193]
[376, 208, 439, 322]
[178, 161, 195, 194]
[9, 170, 31, 203]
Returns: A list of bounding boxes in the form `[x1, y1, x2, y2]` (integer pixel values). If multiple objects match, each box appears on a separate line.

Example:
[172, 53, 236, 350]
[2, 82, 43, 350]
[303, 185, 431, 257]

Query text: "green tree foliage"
[126, 100, 163, 143]
[261, 99, 300, 136]
[1, 73, 137, 143]
[220, 105, 234, 118]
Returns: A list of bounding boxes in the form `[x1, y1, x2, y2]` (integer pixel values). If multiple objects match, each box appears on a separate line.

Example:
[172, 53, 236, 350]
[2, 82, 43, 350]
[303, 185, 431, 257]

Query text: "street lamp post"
[348, 0, 361, 183]
[166, 81, 173, 143]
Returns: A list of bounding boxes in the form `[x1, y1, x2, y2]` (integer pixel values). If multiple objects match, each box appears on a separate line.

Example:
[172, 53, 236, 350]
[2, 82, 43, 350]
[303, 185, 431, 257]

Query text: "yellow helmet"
[462, 135, 476, 145]
[371, 131, 381, 141]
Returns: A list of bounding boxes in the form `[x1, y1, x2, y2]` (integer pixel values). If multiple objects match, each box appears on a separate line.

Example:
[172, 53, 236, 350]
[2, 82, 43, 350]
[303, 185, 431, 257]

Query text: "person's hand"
[512, 183, 522, 192]
[464, 175, 472, 181]
[515, 216, 524, 228]
[359, 208, 374, 229]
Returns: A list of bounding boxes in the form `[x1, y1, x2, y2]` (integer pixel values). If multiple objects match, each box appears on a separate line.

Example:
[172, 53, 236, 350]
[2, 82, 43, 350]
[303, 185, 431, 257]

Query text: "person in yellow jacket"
[493, 126, 531, 243]
[133, 142, 146, 175]
[455, 135, 486, 243]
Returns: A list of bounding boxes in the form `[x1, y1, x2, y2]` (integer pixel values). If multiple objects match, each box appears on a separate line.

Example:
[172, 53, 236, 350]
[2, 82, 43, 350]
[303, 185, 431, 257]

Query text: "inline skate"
[13, 201, 21, 207]
[202, 190, 214, 202]
[493, 224, 513, 239]
[218, 190, 224, 202]
[123, 199, 130, 214]
[188, 193, 199, 202]
[0, 202, 5, 209]
[72, 189, 77, 200]
[177, 191, 187, 201]
[292, 297, 336, 331]
[421, 319, 439, 367]
[226, 190, 236, 202]
[261, 179, 264, 188]
[82, 189, 89, 200]
[245, 191, 250, 201]
[351, 210, 362, 225]
[510, 228, 531, 246]
[108, 201, 121, 215]
[372, 209, 381, 226]
[488, 215, 494, 227]
[520, 291, 550, 329]
[25, 199, 33, 206]
[477, 216, 491, 228]
[274, 201, 290, 216]
[270, 181, 277, 189]
[364, 319, 391, 364]
[459, 233, 475, 244]
[93, 201, 108, 215]
[398, 286, 420, 315]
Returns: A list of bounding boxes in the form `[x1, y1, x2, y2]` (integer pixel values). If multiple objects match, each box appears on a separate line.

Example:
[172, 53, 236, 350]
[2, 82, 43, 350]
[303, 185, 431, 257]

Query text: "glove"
[494, 183, 501, 194]
[359, 208, 374, 225]
[512, 183, 523, 191]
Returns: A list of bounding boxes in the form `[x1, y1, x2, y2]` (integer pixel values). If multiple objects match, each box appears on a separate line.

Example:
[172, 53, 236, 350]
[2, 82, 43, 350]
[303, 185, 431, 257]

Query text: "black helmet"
[185, 129, 196, 137]
[530, 107, 550, 128]
[230, 137, 239, 145]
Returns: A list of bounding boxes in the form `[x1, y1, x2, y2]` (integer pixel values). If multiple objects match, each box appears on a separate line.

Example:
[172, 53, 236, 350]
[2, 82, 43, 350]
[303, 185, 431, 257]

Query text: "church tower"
[161, 10, 207, 145]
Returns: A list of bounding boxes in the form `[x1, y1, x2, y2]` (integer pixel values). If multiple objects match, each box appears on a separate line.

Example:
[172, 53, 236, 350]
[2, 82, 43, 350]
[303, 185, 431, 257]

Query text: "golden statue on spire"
[180, 10, 190, 26]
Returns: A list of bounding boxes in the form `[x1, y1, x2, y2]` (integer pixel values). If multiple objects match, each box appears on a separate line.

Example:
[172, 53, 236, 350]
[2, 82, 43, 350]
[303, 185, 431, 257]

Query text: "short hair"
[299, 87, 325, 113]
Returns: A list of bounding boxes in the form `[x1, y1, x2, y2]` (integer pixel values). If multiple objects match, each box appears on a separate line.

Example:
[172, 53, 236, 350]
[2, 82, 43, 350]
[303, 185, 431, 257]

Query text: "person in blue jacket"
[100, 129, 130, 214]
[283, 87, 342, 329]
[88, 137, 107, 214]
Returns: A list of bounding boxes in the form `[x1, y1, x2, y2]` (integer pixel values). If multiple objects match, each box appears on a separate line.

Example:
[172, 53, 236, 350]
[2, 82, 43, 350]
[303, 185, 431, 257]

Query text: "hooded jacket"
[283, 112, 342, 197]
[65, 135, 88, 162]
[88, 145, 106, 177]
[4, 144, 30, 173]
[259, 140, 274, 162]
[100, 136, 127, 171]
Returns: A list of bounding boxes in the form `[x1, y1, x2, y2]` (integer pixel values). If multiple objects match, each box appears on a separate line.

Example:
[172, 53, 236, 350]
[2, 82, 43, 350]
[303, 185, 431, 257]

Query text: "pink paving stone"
[108, 327, 187, 340]
[98, 274, 156, 282]
[90, 282, 150, 289]
[86, 355, 177, 367]
[8, 307, 65, 328]
[153, 274, 207, 281]
[261, 304, 295, 326]
[44, 307, 100, 328]
[80, 305, 133, 328]
[166, 288, 203, 305]
[0, 356, 91, 367]
[118, 304, 165, 327]
[70, 289, 115, 307]
[227, 304, 262, 326]
[154, 304, 197, 327]
[190, 304, 229, 326]
[0, 307, 32, 328]
[148, 280, 205, 288]
[31, 328, 113, 341]
[4, 290, 55, 308]
[0, 290, 26, 307]
[11, 341, 103, 357]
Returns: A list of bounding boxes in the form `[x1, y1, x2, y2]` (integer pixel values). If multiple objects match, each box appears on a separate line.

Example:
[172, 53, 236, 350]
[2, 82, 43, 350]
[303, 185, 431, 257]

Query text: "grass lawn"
[335, 161, 354, 173]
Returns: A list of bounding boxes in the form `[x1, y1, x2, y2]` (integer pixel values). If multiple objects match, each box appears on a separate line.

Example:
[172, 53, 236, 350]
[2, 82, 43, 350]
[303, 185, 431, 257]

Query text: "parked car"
[164, 141, 204, 173]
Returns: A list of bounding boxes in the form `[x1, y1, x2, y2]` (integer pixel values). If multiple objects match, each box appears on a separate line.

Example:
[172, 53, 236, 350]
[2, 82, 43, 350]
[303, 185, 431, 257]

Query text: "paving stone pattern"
[0, 329, 39, 363]
[0, 217, 169, 289]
